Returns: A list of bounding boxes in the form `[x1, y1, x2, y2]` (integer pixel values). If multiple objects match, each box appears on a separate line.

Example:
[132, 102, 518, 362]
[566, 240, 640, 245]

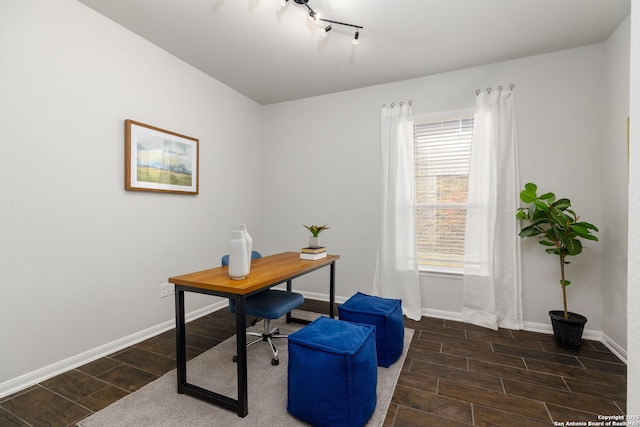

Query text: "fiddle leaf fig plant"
[515, 183, 599, 320]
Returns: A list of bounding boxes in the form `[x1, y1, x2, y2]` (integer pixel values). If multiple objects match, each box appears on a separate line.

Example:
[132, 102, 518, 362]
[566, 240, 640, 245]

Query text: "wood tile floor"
[0, 299, 626, 426]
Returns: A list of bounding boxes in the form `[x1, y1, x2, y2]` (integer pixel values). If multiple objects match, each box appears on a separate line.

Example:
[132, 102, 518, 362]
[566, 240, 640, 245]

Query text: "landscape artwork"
[125, 120, 199, 195]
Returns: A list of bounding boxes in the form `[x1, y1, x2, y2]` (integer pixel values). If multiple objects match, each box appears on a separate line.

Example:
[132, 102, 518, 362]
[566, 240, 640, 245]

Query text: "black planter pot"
[548, 310, 587, 350]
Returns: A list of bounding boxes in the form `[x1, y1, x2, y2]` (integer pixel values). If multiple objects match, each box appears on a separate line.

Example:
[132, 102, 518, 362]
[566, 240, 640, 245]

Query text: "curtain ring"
[498, 85, 503, 91]
[390, 103, 395, 108]
[408, 100, 412, 106]
[510, 84, 515, 90]
[486, 88, 491, 94]
[475, 89, 481, 96]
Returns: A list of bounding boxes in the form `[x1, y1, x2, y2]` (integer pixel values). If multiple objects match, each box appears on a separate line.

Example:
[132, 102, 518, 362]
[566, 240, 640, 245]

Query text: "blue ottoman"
[339, 292, 404, 368]
[287, 316, 377, 427]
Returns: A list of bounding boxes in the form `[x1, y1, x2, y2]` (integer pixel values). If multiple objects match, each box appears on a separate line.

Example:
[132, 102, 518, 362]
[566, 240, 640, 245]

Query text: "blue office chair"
[222, 251, 304, 366]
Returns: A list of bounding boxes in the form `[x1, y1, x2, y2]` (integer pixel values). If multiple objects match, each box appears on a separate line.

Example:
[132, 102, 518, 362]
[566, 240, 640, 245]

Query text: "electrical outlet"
[160, 283, 170, 298]
[168, 283, 175, 295]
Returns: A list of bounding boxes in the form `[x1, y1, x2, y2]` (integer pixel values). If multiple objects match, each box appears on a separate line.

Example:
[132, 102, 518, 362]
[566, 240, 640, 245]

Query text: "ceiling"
[78, 0, 630, 105]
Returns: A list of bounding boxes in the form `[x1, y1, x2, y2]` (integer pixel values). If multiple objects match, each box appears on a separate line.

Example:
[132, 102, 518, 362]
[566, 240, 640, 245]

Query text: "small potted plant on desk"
[515, 183, 599, 350]
[303, 225, 329, 249]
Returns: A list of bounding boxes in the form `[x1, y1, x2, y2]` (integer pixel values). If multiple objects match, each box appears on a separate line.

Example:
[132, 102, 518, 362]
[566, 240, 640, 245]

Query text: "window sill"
[419, 267, 463, 278]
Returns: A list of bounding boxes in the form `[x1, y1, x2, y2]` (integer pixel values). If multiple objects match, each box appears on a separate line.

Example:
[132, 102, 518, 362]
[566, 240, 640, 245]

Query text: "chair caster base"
[234, 354, 279, 365]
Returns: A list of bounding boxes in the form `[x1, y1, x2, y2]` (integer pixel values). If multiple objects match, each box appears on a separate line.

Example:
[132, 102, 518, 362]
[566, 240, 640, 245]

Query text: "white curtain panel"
[462, 89, 523, 330]
[373, 102, 422, 321]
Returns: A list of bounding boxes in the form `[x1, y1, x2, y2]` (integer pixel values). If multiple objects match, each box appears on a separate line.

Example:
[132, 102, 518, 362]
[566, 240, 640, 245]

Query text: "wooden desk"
[168, 251, 339, 417]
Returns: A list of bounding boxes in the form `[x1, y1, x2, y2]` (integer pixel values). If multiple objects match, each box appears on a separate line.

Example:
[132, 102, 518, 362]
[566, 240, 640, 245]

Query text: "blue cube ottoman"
[339, 292, 404, 368]
[287, 316, 377, 427]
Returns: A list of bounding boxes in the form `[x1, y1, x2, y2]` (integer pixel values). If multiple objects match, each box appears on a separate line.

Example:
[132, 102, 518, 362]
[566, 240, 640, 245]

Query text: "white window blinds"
[414, 114, 473, 271]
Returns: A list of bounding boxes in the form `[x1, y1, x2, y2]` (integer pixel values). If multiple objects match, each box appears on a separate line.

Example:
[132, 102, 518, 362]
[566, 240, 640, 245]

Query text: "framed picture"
[125, 120, 199, 195]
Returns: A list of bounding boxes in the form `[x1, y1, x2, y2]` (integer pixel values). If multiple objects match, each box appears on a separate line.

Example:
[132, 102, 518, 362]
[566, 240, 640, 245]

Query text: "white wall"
[263, 44, 620, 338]
[0, 0, 263, 389]
[602, 17, 631, 352]
[0, 0, 633, 406]
[626, 0, 640, 414]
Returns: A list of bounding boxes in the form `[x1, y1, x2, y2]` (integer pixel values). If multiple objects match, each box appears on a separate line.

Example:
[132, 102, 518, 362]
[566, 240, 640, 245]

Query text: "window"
[414, 110, 474, 273]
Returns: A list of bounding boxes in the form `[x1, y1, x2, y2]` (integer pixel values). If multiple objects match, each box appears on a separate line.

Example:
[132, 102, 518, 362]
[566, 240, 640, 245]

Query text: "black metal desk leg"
[330, 261, 336, 318]
[175, 289, 187, 393]
[235, 295, 248, 417]
[286, 280, 293, 323]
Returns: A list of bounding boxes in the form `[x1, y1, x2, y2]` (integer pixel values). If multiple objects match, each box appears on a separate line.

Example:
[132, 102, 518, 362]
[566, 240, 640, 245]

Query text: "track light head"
[285, 0, 362, 44]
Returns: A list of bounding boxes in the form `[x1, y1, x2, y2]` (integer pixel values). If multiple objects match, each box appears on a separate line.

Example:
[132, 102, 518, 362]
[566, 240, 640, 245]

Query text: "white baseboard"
[422, 307, 463, 322]
[602, 332, 628, 364]
[295, 289, 348, 305]
[0, 291, 345, 399]
[524, 319, 602, 340]
[0, 293, 338, 399]
[0, 301, 226, 399]
[524, 321, 627, 363]
[424, 308, 627, 364]
[1, 296, 627, 399]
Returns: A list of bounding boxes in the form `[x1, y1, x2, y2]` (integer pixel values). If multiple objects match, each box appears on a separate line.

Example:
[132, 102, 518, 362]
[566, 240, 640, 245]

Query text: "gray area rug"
[79, 310, 413, 427]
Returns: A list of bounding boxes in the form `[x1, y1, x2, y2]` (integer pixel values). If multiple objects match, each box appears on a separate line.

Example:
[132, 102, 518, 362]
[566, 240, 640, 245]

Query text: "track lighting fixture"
[285, 0, 363, 43]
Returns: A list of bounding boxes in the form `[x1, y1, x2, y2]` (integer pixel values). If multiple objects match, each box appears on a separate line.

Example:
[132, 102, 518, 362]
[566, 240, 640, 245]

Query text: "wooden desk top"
[168, 251, 339, 295]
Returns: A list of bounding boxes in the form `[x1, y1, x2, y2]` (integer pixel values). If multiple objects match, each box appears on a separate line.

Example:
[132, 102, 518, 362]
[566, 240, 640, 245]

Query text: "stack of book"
[299, 247, 327, 260]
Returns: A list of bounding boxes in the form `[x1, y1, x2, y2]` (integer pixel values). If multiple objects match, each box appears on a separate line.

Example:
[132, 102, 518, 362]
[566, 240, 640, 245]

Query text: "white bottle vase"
[228, 231, 249, 280]
[240, 224, 253, 262]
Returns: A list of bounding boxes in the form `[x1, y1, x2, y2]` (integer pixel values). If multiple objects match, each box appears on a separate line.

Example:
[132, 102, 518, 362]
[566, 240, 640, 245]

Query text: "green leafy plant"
[303, 225, 330, 237]
[515, 183, 599, 320]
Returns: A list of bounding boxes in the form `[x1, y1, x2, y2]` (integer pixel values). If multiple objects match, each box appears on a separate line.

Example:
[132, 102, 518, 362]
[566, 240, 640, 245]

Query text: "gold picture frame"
[125, 120, 199, 195]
